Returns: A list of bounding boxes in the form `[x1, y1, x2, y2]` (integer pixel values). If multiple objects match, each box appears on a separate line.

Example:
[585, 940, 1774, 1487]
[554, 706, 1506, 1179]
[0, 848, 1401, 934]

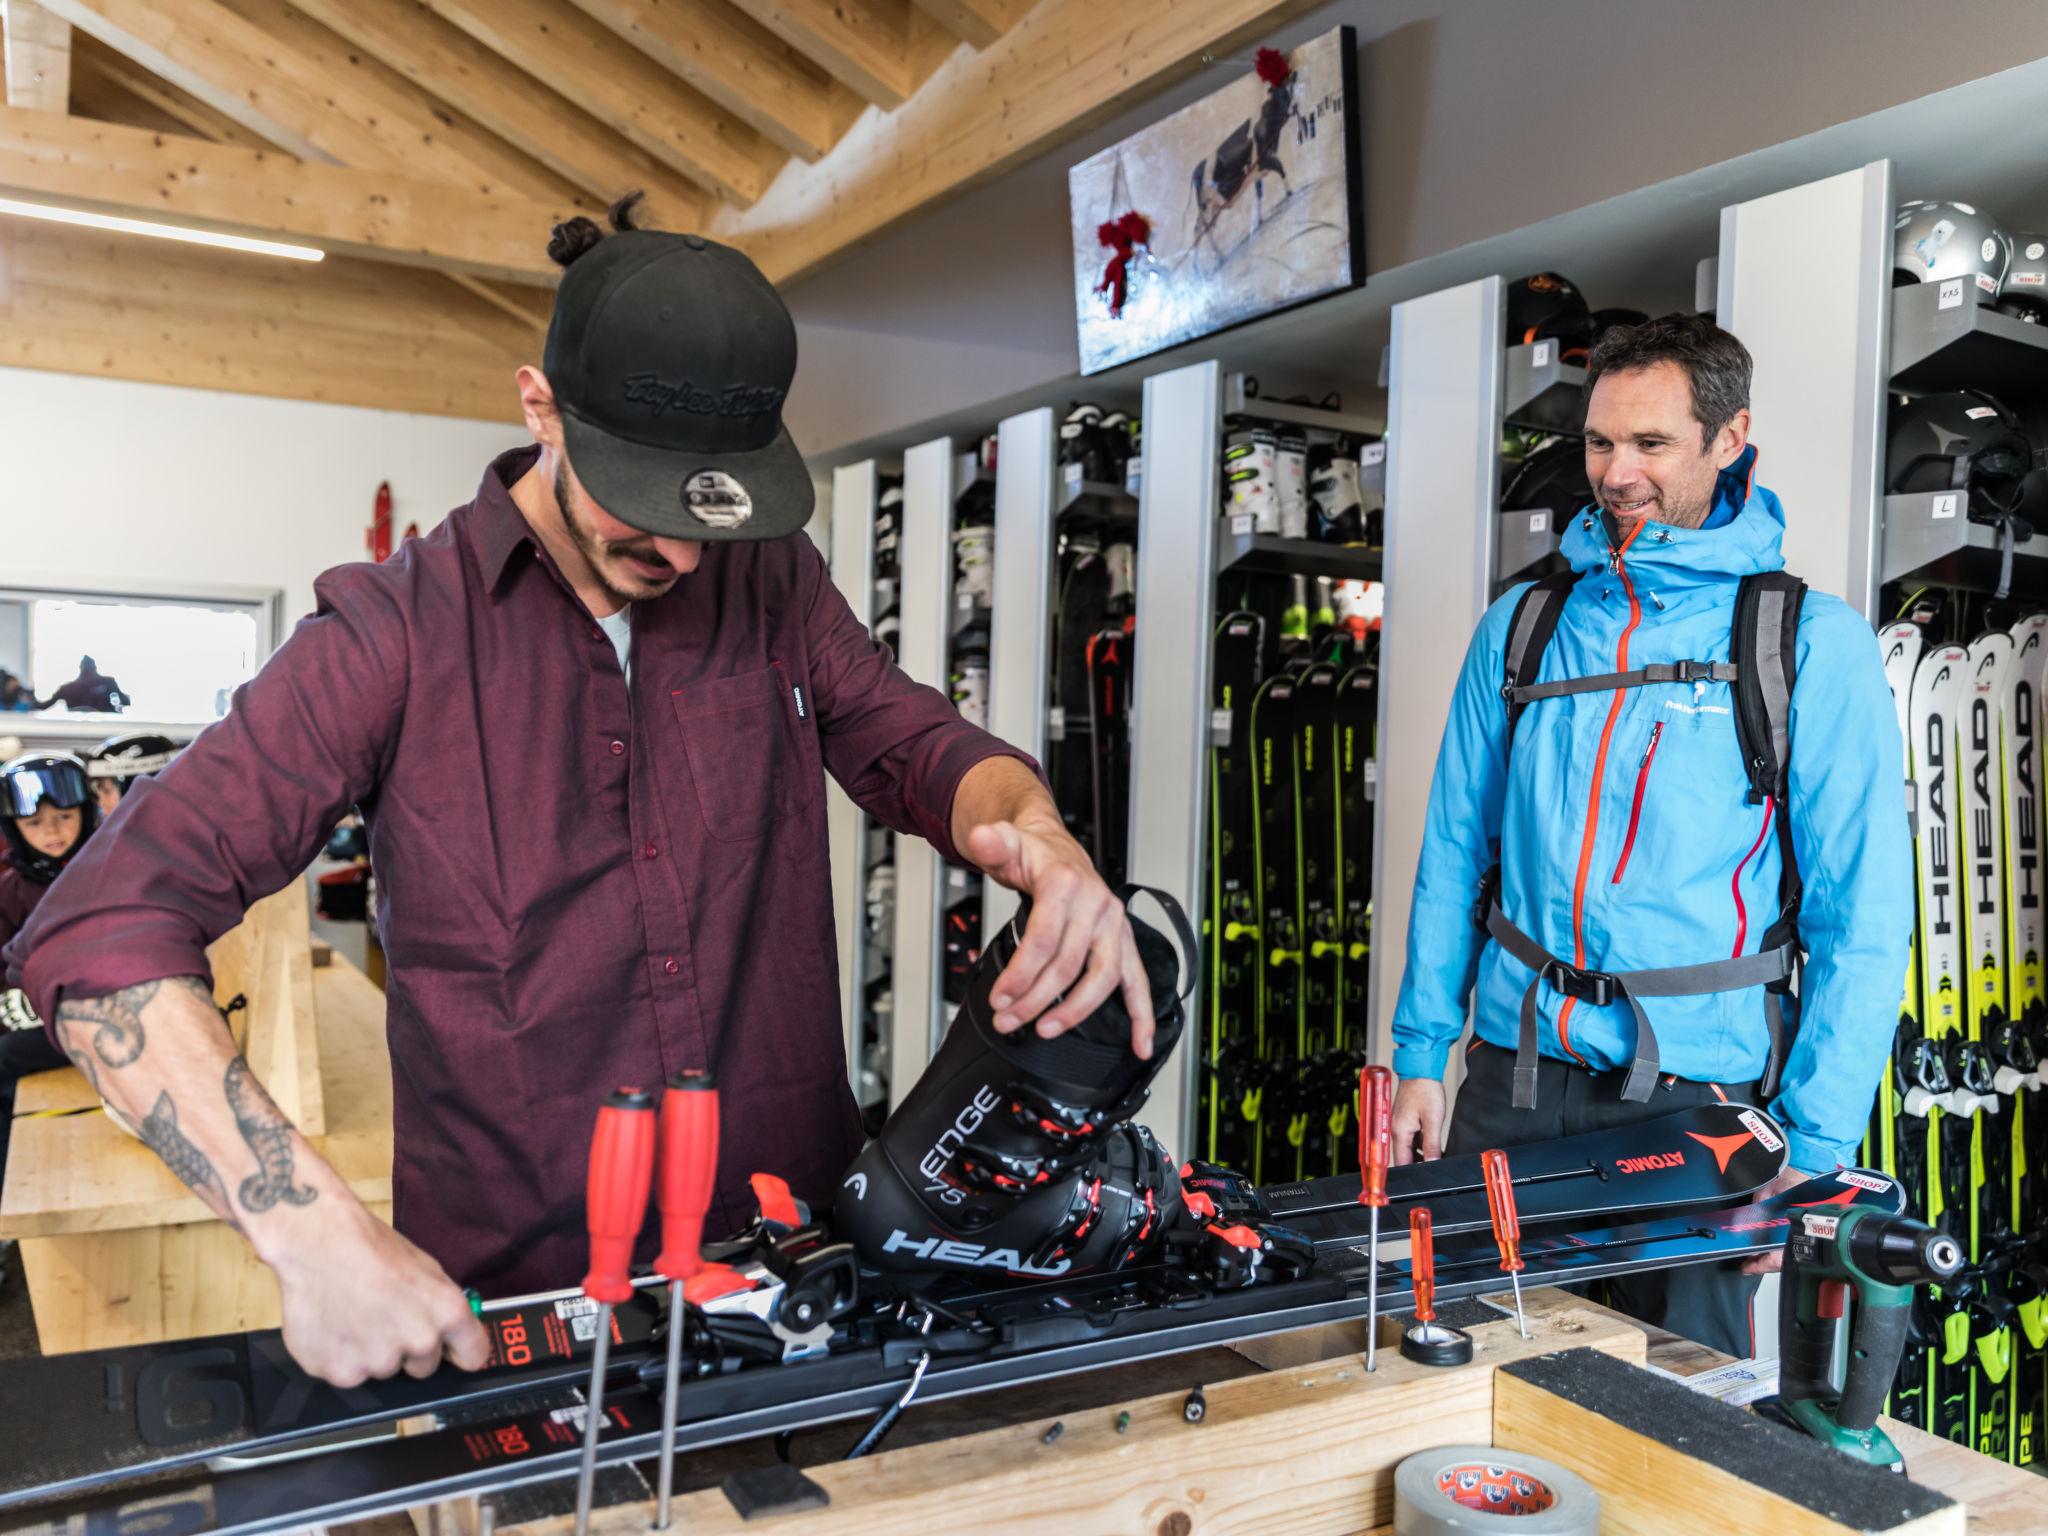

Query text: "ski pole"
[1357, 1064, 1393, 1371]
[1481, 1147, 1528, 1339]
[574, 1088, 658, 1536]
[653, 1072, 719, 1531]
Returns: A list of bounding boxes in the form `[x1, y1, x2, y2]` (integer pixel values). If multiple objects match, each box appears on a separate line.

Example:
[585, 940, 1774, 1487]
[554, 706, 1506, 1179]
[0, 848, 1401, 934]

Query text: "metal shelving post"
[890, 437, 958, 1106]
[1127, 360, 1223, 1161]
[1374, 277, 1507, 1069]
[1717, 160, 1893, 617]
[826, 460, 880, 1090]
[984, 407, 1057, 938]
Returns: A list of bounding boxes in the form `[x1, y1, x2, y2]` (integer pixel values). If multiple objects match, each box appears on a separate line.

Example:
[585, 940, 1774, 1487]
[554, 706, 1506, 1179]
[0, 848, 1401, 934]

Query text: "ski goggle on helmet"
[4, 753, 92, 820]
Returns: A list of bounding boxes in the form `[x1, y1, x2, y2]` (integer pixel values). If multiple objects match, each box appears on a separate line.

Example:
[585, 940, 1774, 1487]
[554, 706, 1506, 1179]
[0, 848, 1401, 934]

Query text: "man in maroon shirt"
[5, 205, 1152, 1388]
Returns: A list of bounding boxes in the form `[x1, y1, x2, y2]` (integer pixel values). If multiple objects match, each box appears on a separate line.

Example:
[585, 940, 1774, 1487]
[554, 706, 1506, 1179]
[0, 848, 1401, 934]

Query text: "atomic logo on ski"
[1615, 1152, 1685, 1174]
[1686, 1130, 1755, 1174]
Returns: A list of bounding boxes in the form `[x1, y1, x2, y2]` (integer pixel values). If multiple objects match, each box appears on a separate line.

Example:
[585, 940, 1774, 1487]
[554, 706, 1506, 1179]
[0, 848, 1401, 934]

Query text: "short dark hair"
[1584, 312, 1752, 450]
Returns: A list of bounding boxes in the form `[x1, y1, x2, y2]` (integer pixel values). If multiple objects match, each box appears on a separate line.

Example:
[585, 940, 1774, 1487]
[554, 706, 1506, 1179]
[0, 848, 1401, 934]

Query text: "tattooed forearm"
[224, 1057, 317, 1214]
[139, 1090, 237, 1229]
[54, 975, 213, 1070]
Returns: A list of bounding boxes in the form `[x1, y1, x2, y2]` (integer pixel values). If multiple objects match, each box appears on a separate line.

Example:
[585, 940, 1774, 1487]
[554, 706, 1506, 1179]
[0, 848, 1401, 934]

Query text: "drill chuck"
[1845, 1210, 1961, 1288]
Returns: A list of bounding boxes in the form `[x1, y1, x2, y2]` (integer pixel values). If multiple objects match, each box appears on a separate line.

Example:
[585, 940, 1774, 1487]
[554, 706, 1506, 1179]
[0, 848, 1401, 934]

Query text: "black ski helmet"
[85, 732, 181, 798]
[2, 752, 100, 884]
[1505, 272, 1594, 363]
[1501, 436, 1595, 530]
[1886, 390, 2033, 522]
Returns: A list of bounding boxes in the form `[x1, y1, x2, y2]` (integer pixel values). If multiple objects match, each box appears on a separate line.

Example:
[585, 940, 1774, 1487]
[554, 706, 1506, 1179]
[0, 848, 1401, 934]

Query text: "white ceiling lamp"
[0, 197, 324, 261]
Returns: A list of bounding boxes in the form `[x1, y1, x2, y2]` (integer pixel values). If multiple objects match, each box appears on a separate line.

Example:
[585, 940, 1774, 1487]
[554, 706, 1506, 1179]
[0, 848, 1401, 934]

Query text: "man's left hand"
[964, 817, 1154, 1059]
[1738, 1164, 1824, 1274]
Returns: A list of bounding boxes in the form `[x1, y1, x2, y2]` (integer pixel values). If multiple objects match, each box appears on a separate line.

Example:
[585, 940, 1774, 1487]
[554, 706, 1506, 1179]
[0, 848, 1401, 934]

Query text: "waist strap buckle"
[1539, 958, 1616, 1008]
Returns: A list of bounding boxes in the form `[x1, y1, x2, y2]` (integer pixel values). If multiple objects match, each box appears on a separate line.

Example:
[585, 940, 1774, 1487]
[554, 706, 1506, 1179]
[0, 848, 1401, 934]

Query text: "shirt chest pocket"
[670, 662, 819, 841]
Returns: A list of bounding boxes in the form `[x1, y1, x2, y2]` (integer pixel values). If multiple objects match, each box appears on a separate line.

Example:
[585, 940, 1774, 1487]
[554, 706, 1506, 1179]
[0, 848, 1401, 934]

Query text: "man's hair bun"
[547, 190, 646, 269]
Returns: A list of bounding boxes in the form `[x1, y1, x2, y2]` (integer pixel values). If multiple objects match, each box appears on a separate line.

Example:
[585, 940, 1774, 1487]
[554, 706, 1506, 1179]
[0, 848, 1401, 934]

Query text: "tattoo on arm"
[225, 1057, 317, 1213]
[54, 975, 213, 1071]
[139, 1091, 238, 1230]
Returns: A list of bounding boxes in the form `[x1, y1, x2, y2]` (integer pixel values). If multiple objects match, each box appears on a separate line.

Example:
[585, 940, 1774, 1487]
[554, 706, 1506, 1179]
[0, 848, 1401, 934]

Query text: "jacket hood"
[1556, 445, 1785, 591]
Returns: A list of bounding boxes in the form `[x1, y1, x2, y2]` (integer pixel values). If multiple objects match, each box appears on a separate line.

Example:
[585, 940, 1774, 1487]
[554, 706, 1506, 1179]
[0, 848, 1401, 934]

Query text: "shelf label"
[1529, 512, 1548, 533]
[1938, 278, 1964, 311]
[1360, 441, 1386, 468]
[1532, 339, 1554, 368]
[957, 591, 974, 610]
[1063, 462, 1081, 492]
[1047, 705, 1066, 741]
[1210, 707, 1233, 746]
[1230, 512, 1254, 536]
[1932, 493, 1959, 521]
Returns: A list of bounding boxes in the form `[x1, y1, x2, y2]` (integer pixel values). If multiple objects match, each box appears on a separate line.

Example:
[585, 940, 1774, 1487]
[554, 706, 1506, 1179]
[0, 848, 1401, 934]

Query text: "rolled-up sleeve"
[798, 541, 1037, 866]
[4, 567, 408, 1029]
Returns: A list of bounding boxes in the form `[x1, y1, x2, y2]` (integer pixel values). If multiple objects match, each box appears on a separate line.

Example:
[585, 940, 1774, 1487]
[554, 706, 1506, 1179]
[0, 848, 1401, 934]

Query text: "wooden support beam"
[446, 271, 549, 337]
[69, 30, 267, 147]
[419, 0, 787, 207]
[908, 0, 1031, 50]
[282, 0, 709, 225]
[563, 0, 864, 165]
[726, 0, 935, 108]
[3, 0, 71, 110]
[712, 0, 1317, 284]
[0, 104, 569, 279]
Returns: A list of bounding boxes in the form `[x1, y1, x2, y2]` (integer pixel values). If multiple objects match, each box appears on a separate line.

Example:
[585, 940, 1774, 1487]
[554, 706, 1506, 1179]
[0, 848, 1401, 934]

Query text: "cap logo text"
[621, 374, 785, 419]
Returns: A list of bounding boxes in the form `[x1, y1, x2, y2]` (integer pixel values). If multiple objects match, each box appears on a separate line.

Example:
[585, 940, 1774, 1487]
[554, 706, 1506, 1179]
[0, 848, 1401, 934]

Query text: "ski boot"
[1061, 403, 1113, 483]
[1223, 427, 1281, 533]
[1309, 437, 1364, 543]
[835, 887, 1197, 1281]
[1276, 430, 1309, 538]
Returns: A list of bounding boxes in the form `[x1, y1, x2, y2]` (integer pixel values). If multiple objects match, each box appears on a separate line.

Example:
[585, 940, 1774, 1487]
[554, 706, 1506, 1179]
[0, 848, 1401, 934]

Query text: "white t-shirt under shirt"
[597, 606, 632, 687]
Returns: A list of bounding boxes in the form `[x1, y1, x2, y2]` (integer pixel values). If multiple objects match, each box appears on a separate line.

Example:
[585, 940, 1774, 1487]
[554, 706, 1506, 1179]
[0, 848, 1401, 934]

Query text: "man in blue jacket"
[1388, 313, 1911, 1355]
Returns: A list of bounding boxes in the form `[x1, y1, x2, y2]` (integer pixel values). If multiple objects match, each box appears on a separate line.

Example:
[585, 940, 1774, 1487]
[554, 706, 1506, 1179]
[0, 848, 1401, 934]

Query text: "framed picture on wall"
[1068, 26, 1364, 376]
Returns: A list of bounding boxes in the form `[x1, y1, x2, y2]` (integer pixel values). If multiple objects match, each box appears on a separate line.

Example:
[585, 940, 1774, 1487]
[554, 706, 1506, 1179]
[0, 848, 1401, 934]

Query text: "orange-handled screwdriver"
[653, 1072, 718, 1530]
[1358, 1065, 1393, 1370]
[575, 1088, 658, 1536]
[1410, 1206, 1437, 1326]
[1480, 1147, 1528, 1339]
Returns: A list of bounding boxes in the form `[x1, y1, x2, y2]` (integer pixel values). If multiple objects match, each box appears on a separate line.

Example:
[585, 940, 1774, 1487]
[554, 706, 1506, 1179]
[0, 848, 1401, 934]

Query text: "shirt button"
[644, 842, 658, 859]
[590, 626, 602, 641]
[664, 957, 679, 976]
[610, 740, 625, 756]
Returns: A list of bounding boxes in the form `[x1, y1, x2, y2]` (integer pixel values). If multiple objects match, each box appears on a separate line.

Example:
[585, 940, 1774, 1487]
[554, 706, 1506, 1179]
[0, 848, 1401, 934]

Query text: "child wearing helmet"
[84, 733, 182, 817]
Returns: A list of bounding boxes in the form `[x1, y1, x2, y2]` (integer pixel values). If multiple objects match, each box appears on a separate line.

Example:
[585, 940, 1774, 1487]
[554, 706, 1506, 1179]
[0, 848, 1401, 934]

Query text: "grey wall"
[785, 0, 2048, 458]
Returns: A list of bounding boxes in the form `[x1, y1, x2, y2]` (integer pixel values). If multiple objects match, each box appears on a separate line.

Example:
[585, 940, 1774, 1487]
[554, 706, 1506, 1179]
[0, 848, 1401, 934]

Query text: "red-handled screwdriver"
[1410, 1206, 1437, 1328]
[1481, 1147, 1528, 1339]
[1357, 1064, 1393, 1371]
[574, 1087, 658, 1536]
[653, 1072, 718, 1531]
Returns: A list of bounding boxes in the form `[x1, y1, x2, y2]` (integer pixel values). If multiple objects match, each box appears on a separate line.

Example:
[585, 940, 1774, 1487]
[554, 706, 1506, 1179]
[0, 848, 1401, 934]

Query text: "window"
[0, 582, 280, 732]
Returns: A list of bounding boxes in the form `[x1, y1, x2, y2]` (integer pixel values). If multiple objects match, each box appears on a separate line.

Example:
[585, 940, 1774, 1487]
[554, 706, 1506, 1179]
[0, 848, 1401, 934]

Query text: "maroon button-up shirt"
[6, 447, 1027, 1296]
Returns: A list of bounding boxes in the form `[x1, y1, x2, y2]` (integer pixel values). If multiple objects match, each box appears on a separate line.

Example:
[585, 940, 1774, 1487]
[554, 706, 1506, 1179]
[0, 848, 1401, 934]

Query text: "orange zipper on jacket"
[1609, 722, 1663, 885]
[1557, 518, 1648, 1064]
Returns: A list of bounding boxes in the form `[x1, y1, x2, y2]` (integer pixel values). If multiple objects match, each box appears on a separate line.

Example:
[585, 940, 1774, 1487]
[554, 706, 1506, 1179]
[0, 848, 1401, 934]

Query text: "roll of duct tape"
[1392, 1445, 1599, 1535]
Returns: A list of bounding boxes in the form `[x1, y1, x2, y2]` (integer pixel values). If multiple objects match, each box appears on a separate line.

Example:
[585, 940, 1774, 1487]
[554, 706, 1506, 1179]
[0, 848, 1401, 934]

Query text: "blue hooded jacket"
[1389, 447, 1912, 1172]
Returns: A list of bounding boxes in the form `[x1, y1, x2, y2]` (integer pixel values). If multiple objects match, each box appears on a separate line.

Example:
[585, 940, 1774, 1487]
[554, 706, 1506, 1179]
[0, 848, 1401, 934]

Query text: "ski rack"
[0, 1169, 1903, 1536]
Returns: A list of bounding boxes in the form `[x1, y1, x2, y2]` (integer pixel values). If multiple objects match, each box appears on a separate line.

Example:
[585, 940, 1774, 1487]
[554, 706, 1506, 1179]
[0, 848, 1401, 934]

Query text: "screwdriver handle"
[656, 1071, 720, 1283]
[1410, 1206, 1436, 1324]
[1358, 1064, 1393, 1208]
[1481, 1148, 1524, 1274]
[582, 1087, 658, 1305]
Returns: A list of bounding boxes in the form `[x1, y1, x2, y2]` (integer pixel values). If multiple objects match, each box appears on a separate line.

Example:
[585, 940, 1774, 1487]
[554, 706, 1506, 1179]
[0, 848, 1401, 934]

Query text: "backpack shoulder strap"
[1731, 570, 1806, 806]
[1501, 570, 1577, 749]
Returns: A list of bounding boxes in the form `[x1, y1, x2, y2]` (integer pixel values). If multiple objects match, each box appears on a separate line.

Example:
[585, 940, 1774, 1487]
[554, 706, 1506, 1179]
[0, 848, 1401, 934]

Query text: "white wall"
[0, 367, 524, 631]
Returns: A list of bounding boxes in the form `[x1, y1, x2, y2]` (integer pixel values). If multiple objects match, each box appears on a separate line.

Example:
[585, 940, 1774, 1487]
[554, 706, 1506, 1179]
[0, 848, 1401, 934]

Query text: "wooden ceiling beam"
[282, 0, 709, 225]
[419, 0, 787, 207]
[725, 0, 933, 108]
[68, 31, 267, 147]
[3, 0, 72, 111]
[907, 0, 1031, 51]
[713, 0, 1318, 284]
[0, 103, 570, 280]
[563, 0, 863, 165]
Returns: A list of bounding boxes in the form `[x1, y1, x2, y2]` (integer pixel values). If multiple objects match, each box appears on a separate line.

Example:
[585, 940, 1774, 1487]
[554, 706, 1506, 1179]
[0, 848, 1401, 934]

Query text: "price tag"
[1932, 493, 1959, 520]
[1938, 278, 1964, 311]
[1532, 339, 1554, 367]
[1047, 705, 1066, 741]
[1360, 441, 1387, 467]
[1210, 707, 1233, 747]
[1231, 512, 1253, 536]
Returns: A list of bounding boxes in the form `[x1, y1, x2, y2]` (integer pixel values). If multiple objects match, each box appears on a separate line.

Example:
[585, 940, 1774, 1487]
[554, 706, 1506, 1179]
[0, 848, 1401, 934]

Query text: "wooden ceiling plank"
[726, 0, 921, 108]
[4, 0, 71, 110]
[419, 0, 786, 207]
[0, 102, 570, 280]
[445, 272, 549, 338]
[562, 0, 859, 165]
[282, 0, 707, 227]
[906, 0, 1030, 50]
[711, 0, 1320, 284]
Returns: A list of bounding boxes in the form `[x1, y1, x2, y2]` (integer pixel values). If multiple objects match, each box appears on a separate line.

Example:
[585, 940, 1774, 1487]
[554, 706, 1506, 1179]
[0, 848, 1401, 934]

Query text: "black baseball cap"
[544, 231, 812, 541]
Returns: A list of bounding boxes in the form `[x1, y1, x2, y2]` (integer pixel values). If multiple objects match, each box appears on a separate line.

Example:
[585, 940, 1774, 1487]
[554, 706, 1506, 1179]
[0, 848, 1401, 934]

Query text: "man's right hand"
[1391, 1076, 1446, 1165]
[271, 1199, 490, 1387]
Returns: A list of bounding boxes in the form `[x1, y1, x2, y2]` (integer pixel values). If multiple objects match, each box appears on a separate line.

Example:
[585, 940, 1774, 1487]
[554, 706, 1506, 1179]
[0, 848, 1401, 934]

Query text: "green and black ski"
[1204, 611, 1266, 1169]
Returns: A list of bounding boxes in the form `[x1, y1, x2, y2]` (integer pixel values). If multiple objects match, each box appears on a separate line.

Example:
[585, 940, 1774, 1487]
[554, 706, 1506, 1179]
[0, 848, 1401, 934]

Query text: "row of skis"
[1201, 572, 1382, 1182]
[1875, 594, 2048, 1465]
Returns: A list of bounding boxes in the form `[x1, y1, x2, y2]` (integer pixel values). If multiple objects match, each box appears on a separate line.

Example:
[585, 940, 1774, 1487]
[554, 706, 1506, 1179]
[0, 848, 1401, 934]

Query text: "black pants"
[0, 1027, 68, 1185]
[1446, 1039, 1765, 1359]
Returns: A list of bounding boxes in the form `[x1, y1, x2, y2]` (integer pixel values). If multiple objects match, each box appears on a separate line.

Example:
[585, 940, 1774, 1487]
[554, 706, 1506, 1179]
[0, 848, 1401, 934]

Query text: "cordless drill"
[1778, 1206, 1962, 1470]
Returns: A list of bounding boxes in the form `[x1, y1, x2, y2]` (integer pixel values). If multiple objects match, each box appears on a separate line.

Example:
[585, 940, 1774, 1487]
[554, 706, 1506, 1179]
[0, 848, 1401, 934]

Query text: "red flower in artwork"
[1095, 210, 1152, 318]
[1255, 47, 1291, 86]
